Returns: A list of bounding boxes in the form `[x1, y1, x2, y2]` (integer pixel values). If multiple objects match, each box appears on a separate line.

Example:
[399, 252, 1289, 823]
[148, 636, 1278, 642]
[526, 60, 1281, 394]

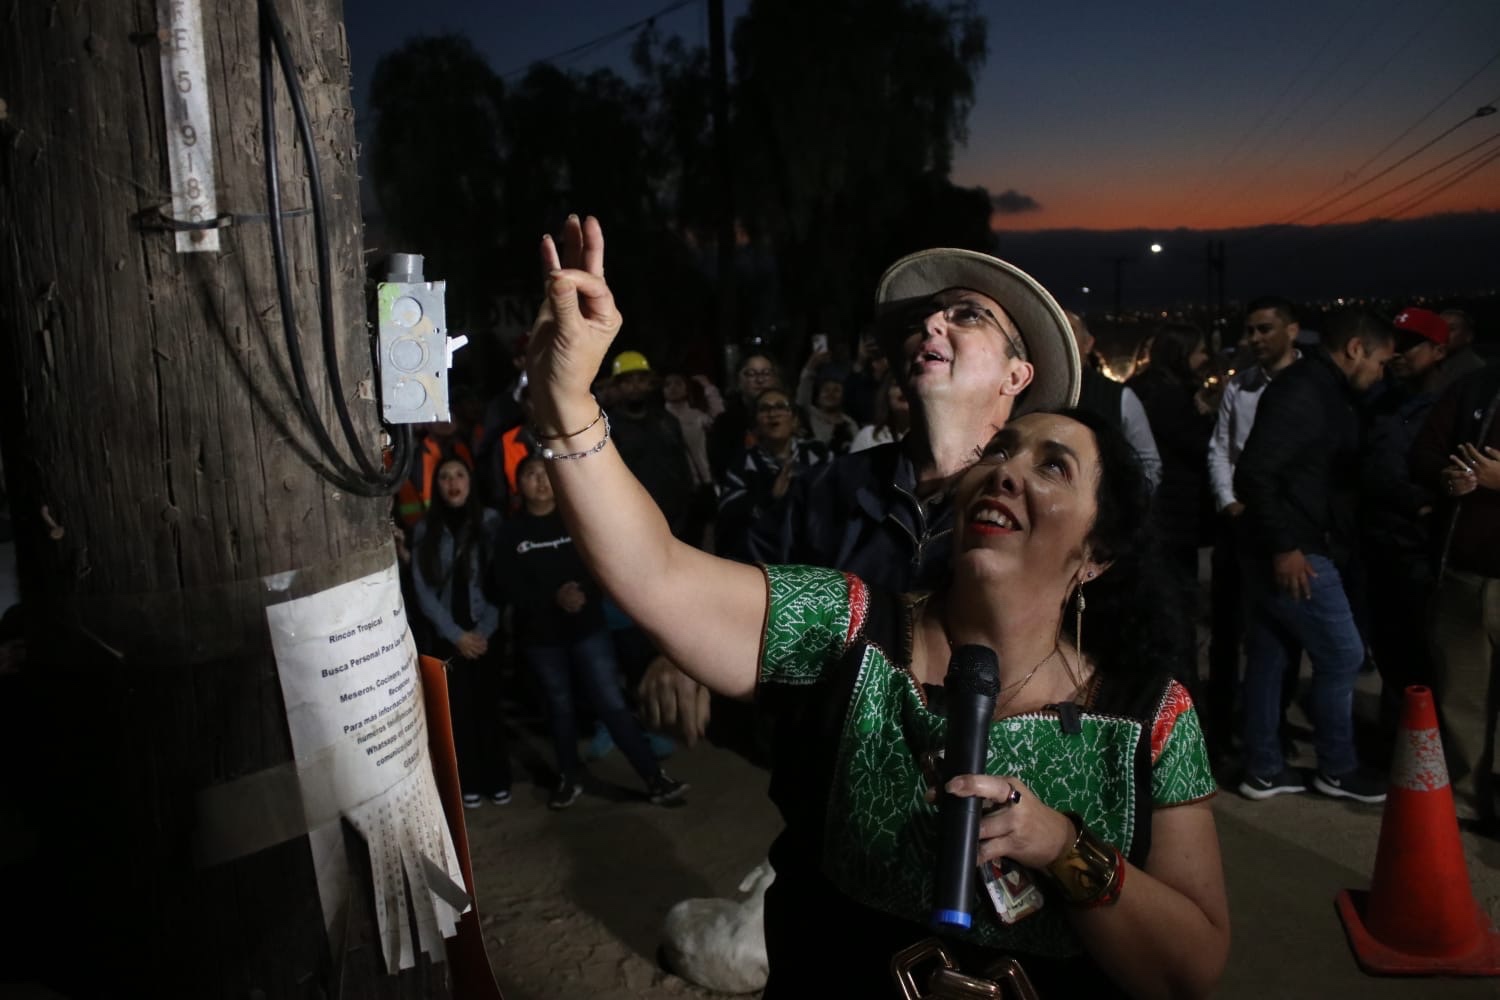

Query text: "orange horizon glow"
[982, 167, 1500, 233]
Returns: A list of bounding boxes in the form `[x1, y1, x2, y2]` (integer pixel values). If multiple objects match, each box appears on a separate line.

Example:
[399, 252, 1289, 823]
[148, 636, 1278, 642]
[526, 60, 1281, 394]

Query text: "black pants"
[1162, 541, 1202, 691]
[443, 649, 512, 796]
[1207, 515, 1303, 756]
[1206, 517, 1245, 754]
[1365, 551, 1436, 740]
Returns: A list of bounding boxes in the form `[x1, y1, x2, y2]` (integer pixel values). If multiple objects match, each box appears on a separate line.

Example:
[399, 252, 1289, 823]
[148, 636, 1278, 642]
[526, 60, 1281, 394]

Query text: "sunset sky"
[345, 0, 1500, 234]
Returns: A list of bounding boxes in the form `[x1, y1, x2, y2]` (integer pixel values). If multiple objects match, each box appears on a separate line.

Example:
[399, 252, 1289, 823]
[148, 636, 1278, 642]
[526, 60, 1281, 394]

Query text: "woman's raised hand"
[527, 215, 621, 425]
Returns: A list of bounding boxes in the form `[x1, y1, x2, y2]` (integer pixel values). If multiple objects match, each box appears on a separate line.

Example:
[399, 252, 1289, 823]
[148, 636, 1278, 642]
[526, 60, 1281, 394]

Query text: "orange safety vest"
[500, 425, 531, 499]
[395, 436, 473, 528]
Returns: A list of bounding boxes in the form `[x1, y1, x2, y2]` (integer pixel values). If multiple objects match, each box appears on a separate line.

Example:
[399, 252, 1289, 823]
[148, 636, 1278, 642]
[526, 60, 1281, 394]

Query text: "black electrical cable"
[261, 2, 389, 484]
[259, 13, 373, 494]
[258, 0, 411, 495]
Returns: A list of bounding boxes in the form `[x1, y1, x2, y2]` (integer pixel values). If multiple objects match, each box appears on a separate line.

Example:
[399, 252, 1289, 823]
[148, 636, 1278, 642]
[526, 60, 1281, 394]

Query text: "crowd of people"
[387, 211, 1496, 996]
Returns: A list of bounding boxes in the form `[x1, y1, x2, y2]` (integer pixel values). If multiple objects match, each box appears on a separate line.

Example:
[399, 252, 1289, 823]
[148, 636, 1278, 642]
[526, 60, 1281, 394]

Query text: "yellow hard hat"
[611, 350, 651, 377]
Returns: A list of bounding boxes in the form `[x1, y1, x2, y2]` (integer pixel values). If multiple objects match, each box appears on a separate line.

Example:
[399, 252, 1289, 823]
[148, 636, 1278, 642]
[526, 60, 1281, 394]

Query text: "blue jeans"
[524, 632, 659, 783]
[1243, 553, 1364, 777]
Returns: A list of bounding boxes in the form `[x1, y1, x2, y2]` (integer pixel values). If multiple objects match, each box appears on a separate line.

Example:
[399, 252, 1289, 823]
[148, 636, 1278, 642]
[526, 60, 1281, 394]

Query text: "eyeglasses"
[757, 400, 792, 413]
[742, 367, 774, 379]
[907, 300, 1026, 360]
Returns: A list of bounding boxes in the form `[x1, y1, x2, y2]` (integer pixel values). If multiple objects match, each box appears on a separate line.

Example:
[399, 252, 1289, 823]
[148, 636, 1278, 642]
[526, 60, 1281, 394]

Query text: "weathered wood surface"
[0, 1, 446, 995]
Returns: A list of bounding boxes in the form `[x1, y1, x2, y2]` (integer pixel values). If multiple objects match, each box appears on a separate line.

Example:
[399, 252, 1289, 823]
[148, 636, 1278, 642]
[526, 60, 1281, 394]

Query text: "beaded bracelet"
[539, 410, 611, 461]
[531, 397, 603, 441]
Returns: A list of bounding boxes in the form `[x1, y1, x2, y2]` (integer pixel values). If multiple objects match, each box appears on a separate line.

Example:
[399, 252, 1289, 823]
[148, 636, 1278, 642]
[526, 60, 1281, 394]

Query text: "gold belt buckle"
[890, 938, 1040, 1000]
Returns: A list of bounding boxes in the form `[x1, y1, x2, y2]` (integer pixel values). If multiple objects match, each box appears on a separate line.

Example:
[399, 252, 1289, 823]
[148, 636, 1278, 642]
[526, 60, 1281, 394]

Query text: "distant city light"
[1149, 243, 1163, 254]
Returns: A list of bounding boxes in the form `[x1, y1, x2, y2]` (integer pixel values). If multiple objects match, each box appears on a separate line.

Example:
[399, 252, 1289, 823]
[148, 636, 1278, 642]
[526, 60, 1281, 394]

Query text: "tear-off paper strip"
[267, 562, 468, 970]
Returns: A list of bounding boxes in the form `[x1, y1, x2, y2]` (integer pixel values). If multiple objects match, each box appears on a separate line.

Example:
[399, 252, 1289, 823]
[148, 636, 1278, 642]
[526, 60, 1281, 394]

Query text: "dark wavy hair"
[1051, 407, 1190, 693]
[416, 453, 486, 591]
[1146, 323, 1206, 386]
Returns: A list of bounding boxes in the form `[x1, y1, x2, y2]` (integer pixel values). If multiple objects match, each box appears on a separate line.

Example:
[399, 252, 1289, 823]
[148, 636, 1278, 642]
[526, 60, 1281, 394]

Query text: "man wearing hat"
[606, 349, 696, 541]
[641, 250, 1079, 730]
[1361, 307, 1458, 738]
[744, 246, 1081, 587]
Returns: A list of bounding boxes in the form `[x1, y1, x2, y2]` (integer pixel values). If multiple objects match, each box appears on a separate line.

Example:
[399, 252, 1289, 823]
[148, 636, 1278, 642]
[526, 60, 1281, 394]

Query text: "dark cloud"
[991, 189, 1041, 215]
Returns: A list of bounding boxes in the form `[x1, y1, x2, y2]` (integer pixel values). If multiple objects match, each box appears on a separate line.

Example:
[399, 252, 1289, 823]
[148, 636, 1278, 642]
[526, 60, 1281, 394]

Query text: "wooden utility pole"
[0, 1, 445, 995]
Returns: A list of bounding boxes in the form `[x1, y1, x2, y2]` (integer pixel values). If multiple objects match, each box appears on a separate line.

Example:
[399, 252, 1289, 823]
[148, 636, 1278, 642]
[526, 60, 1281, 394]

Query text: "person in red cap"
[1361, 307, 1460, 743]
[1388, 307, 1451, 389]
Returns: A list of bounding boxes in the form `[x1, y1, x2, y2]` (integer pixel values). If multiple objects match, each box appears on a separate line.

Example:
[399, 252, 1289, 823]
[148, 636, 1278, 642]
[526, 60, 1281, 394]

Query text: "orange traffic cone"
[1335, 685, 1500, 975]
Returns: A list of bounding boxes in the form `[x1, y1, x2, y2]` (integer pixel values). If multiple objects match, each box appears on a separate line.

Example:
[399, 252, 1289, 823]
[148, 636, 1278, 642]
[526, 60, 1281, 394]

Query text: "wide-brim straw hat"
[875, 248, 1081, 415]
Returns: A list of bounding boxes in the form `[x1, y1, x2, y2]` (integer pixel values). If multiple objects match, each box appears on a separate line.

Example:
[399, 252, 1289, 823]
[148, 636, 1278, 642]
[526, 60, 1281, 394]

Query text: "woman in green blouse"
[523, 216, 1229, 998]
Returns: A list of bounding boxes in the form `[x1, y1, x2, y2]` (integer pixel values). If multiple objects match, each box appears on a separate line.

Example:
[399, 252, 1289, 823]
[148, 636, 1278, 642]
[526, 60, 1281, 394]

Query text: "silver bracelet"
[530, 397, 602, 440]
[540, 409, 611, 461]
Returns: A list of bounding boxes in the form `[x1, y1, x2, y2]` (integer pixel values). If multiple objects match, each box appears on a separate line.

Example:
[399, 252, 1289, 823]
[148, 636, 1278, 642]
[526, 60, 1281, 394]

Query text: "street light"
[1112, 243, 1164, 319]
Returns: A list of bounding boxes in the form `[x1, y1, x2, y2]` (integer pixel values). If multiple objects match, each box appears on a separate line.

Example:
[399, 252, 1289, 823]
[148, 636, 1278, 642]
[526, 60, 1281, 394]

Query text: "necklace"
[941, 628, 1060, 717]
[994, 646, 1060, 716]
[934, 601, 1059, 715]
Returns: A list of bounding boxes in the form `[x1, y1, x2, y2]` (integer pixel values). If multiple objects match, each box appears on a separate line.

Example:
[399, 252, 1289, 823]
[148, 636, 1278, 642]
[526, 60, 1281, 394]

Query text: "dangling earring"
[1074, 586, 1086, 654]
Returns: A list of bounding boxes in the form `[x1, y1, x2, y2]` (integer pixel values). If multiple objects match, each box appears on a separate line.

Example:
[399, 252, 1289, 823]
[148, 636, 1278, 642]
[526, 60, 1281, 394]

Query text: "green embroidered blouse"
[758, 564, 1217, 960]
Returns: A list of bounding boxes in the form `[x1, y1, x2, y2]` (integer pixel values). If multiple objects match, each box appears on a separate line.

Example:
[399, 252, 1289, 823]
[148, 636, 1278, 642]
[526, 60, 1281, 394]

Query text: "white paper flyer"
[267, 561, 468, 970]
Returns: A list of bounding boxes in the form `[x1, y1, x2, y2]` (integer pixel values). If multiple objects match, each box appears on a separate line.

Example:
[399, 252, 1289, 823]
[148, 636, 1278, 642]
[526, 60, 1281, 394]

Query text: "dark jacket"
[707, 395, 754, 482]
[1360, 379, 1439, 565]
[1128, 367, 1213, 550]
[747, 441, 952, 592]
[608, 403, 696, 539]
[492, 509, 607, 645]
[1076, 366, 1124, 431]
[1410, 362, 1500, 576]
[716, 439, 832, 563]
[1235, 348, 1363, 562]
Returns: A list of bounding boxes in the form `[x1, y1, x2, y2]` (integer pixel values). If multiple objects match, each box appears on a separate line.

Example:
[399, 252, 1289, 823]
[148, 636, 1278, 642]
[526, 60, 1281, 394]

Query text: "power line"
[1242, 116, 1500, 251]
[1384, 141, 1500, 219]
[1295, 142, 1500, 252]
[1277, 45, 1500, 221]
[1210, 0, 1453, 213]
[1310, 127, 1500, 226]
[1173, 0, 1364, 225]
[497, 0, 702, 80]
[1278, 99, 1498, 226]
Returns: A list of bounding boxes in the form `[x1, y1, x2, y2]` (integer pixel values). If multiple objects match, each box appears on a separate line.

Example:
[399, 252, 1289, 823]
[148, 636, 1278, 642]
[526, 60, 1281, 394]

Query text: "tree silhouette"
[730, 0, 992, 349]
[368, 35, 506, 334]
[364, 1, 994, 382]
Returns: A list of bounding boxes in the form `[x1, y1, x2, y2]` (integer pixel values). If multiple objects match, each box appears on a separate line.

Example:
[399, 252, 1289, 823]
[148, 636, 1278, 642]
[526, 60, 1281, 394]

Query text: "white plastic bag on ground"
[660, 860, 775, 994]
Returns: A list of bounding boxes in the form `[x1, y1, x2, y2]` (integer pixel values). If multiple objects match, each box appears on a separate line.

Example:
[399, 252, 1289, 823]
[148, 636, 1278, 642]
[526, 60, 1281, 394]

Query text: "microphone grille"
[945, 644, 1000, 698]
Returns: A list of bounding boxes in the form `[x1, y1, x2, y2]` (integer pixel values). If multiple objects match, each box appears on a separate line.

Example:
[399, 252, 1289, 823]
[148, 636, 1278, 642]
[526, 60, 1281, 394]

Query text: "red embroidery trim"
[845, 573, 869, 645]
[1151, 680, 1195, 763]
[1081, 849, 1126, 909]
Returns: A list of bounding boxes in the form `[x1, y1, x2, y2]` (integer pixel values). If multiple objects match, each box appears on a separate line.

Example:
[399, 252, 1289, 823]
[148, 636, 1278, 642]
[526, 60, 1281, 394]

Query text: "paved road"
[466, 700, 1500, 1000]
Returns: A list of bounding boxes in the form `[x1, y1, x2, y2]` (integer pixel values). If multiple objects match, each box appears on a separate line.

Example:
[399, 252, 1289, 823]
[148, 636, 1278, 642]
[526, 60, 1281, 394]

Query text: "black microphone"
[931, 644, 1000, 931]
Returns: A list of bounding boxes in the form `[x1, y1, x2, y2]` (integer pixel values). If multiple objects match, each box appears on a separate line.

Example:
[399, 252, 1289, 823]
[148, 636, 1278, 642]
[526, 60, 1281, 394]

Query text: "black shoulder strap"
[1079, 670, 1174, 869]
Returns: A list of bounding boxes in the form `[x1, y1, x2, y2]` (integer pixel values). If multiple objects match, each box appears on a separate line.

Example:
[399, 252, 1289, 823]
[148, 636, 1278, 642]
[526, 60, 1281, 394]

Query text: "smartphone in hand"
[811, 333, 829, 354]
